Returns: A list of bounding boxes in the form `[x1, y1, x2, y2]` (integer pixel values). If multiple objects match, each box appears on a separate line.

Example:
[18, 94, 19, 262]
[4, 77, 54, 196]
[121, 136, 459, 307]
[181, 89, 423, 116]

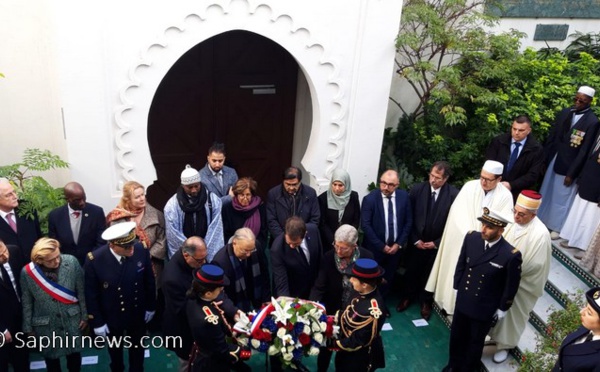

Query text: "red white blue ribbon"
[24, 262, 78, 304]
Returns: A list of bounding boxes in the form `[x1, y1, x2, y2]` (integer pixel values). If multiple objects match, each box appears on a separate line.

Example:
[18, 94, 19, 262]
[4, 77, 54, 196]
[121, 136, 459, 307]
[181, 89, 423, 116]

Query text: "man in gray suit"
[199, 142, 238, 199]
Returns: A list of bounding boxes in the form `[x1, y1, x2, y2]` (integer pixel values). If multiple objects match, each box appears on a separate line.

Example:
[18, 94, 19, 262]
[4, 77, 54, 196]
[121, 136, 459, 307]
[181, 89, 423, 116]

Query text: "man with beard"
[199, 142, 238, 199]
[443, 208, 521, 372]
[48, 182, 106, 265]
[164, 165, 224, 261]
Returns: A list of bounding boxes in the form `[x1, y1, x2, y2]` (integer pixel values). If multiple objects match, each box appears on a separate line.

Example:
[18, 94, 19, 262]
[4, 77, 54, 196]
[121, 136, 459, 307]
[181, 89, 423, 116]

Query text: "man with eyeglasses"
[361, 170, 412, 315]
[0, 177, 42, 262]
[489, 190, 551, 363]
[538, 86, 599, 239]
[426, 160, 513, 317]
[211, 228, 271, 312]
[266, 166, 320, 238]
[163, 235, 242, 372]
[396, 161, 458, 320]
[485, 115, 545, 202]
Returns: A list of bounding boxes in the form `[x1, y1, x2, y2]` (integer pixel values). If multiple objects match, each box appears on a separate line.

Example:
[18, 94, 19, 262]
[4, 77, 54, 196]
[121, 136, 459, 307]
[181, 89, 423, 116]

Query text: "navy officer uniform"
[553, 287, 600, 372]
[444, 208, 522, 372]
[84, 222, 156, 372]
[334, 258, 386, 372]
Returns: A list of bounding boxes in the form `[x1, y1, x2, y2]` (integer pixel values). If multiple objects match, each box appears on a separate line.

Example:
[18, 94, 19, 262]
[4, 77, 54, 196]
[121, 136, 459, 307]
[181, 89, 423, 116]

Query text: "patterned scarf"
[334, 248, 361, 306]
[106, 207, 151, 248]
[226, 244, 263, 312]
[231, 195, 262, 237]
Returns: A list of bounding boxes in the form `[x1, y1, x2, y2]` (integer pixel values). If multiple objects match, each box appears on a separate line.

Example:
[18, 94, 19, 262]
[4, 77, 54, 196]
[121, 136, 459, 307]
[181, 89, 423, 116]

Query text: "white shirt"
[299, 238, 310, 264]
[109, 247, 126, 264]
[0, 209, 16, 228]
[511, 137, 527, 158]
[381, 192, 397, 243]
[1, 262, 19, 301]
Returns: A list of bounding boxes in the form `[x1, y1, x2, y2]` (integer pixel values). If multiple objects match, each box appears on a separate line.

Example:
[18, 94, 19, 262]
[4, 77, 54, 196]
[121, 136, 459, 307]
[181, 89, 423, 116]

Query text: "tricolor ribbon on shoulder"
[24, 262, 79, 304]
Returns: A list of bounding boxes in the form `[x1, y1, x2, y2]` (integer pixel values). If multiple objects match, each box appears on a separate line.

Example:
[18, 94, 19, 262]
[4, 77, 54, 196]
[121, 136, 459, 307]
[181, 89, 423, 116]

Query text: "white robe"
[489, 216, 551, 349]
[559, 194, 600, 250]
[425, 180, 513, 315]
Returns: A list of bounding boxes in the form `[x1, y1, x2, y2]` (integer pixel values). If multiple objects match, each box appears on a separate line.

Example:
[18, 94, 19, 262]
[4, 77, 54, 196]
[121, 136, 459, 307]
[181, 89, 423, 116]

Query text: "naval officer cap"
[102, 221, 137, 247]
[586, 287, 600, 316]
[482, 160, 504, 176]
[181, 164, 201, 185]
[477, 207, 511, 228]
[578, 86, 596, 98]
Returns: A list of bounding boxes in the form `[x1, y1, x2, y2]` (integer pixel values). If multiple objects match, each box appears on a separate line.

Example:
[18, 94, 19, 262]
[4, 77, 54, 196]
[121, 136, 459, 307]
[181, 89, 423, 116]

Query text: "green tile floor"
[28, 294, 450, 371]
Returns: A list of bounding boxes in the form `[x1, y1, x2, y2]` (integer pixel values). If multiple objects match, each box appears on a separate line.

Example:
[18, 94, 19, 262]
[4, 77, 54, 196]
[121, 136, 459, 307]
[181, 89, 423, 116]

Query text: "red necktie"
[6, 213, 17, 233]
[72, 211, 81, 218]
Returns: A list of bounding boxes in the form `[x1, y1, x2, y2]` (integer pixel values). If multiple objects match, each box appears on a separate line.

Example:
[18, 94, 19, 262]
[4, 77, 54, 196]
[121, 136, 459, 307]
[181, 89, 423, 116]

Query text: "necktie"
[506, 142, 521, 172]
[485, 244, 490, 252]
[1, 264, 17, 299]
[217, 173, 224, 190]
[585, 332, 594, 342]
[72, 211, 80, 218]
[297, 246, 309, 265]
[429, 191, 437, 213]
[386, 196, 395, 246]
[120, 256, 126, 264]
[6, 213, 17, 233]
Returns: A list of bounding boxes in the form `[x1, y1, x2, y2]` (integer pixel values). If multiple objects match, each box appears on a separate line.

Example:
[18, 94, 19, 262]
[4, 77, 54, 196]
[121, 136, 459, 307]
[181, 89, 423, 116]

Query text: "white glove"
[94, 324, 109, 337]
[495, 309, 507, 320]
[144, 311, 155, 323]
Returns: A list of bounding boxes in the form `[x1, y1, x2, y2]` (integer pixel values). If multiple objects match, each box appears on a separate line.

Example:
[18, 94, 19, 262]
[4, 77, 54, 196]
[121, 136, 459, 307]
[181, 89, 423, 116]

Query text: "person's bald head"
[379, 170, 400, 197]
[64, 182, 86, 210]
[182, 236, 208, 269]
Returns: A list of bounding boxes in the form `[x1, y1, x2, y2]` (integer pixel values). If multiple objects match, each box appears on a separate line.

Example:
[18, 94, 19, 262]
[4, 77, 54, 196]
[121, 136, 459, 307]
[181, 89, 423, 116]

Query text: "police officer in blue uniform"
[553, 286, 600, 371]
[444, 208, 522, 372]
[84, 221, 156, 372]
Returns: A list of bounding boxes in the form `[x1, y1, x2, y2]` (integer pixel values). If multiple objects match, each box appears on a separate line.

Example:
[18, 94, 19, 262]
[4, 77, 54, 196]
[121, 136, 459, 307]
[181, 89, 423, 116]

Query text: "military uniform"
[447, 231, 522, 371]
[84, 242, 156, 372]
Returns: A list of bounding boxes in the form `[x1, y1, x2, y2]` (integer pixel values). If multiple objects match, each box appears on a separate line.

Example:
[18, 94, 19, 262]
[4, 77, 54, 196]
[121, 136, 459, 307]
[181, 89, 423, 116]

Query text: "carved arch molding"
[112, 0, 347, 194]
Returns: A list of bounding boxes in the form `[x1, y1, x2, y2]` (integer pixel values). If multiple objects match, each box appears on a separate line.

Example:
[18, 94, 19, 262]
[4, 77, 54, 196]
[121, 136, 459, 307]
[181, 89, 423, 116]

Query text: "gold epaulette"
[88, 314, 94, 320]
[87, 252, 94, 261]
[467, 230, 475, 235]
[511, 248, 518, 254]
[369, 299, 382, 319]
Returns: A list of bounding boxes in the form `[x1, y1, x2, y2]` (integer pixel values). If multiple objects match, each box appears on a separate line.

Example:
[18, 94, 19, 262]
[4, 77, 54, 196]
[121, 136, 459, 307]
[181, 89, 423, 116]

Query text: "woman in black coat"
[317, 169, 360, 251]
[553, 286, 600, 371]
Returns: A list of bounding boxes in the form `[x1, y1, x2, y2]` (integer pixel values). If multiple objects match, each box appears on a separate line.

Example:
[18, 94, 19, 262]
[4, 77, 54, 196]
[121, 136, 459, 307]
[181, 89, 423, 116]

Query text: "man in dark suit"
[0, 178, 42, 262]
[48, 182, 106, 266]
[199, 142, 239, 199]
[361, 169, 412, 307]
[84, 222, 156, 372]
[0, 240, 29, 372]
[485, 115, 545, 202]
[538, 86, 600, 236]
[266, 167, 320, 238]
[271, 216, 322, 299]
[211, 228, 270, 312]
[443, 208, 522, 372]
[397, 162, 458, 319]
[552, 287, 600, 372]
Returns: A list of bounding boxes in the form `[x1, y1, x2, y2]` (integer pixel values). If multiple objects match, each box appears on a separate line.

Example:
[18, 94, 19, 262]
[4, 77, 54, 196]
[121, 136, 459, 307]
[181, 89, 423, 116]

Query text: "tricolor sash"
[25, 262, 79, 304]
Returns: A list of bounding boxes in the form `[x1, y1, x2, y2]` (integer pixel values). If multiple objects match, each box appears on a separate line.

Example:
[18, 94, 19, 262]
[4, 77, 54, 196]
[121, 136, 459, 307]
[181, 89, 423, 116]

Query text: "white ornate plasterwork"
[113, 0, 348, 192]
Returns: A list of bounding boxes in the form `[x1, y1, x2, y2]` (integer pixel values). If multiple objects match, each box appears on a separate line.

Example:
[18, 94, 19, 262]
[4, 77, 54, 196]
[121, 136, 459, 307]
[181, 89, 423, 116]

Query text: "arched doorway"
[147, 30, 299, 208]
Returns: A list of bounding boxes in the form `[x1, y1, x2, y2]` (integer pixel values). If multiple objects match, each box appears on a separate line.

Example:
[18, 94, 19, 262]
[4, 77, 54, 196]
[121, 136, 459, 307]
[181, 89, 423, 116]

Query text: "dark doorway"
[147, 30, 299, 209]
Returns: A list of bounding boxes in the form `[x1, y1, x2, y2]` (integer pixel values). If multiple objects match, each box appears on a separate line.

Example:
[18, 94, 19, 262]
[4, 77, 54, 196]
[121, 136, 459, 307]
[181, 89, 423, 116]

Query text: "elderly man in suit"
[0, 177, 42, 262]
[266, 167, 320, 238]
[199, 142, 238, 199]
[485, 115, 545, 202]
[443, 208, 522, 372]
[271, 216, 322, 299]
[48, 182, 105, 266]
[538, 86, 599, 238]
[0, 239, 29, 372]
[84, 222, 156, 372]
[396, 161, 458, 320]
[361, 169, 412, 312]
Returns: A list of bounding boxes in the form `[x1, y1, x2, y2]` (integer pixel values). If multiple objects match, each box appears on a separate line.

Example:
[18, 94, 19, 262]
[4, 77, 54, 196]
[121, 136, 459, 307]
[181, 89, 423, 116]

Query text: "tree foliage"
[0, 148, 69, 233]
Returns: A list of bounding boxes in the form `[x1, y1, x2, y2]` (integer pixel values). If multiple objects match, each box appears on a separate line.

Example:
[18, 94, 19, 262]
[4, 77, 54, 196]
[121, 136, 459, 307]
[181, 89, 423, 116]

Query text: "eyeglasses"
[237, 193, 252, 200]
[511, 208, 531, 218]
[191, 256, 207, 264]
[379, 181, 398, 188]
[480, 175, 499, 183]
[332, 242, 355, 251]
[574, 97, 588, 103]
[429, 173, 444, 181]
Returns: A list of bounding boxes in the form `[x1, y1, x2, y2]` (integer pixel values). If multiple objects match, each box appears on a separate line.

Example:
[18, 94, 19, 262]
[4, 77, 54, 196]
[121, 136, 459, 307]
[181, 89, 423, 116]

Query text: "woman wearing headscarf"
[317, 169, 360, 250]
[553, 287, 600, 371]
[309, 225, 373, 372]
[21, 238, 87, 372]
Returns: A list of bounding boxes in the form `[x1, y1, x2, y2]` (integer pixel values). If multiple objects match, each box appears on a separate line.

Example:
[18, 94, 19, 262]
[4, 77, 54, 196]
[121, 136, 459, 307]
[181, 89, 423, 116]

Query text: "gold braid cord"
[337, 298, 379, 352]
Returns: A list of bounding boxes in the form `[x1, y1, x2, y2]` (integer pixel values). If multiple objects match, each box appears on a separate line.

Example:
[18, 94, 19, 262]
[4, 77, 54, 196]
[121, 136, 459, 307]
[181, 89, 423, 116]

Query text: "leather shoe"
[420, 303, 432, 321]
[493, 349, 509, 363]
[550, 231, 560, 240]
[560, 240, 571, 248]
[396, 299, 410, 312]
[384, 305, 391, 318]
[574, 250, 585, 259]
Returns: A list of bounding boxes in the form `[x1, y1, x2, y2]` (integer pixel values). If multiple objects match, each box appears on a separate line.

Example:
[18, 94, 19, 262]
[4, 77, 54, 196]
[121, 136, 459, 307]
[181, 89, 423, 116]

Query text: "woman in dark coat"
[317, 169, 360, 251]
[553, 287, 600, 371]
[221, 177, 268, 248]
[309, 224, 373, 372]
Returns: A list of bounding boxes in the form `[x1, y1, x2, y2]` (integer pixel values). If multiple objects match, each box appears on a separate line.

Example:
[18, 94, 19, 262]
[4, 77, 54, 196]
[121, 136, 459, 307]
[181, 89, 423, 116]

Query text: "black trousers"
[0, 341, 29, 372]
[446, 310, 493, 372]
[107, 326, 146, 372]
[45, 352, 81, 372]
[399, 247, 437, 304]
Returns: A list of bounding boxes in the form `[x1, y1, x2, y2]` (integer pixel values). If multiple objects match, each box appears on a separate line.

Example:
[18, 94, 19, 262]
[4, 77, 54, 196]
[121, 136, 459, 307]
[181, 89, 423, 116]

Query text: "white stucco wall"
[0, 0, 403, 211]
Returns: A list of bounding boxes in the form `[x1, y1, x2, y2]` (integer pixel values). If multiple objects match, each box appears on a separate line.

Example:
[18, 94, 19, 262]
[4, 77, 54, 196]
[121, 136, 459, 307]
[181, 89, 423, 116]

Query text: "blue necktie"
[506, 142, 521, 172]
[387, 196, 395, 246]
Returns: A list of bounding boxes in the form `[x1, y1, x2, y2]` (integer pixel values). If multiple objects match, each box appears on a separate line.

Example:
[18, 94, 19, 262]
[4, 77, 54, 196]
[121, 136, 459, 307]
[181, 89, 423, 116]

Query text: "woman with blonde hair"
[21, 237, 87, 372]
